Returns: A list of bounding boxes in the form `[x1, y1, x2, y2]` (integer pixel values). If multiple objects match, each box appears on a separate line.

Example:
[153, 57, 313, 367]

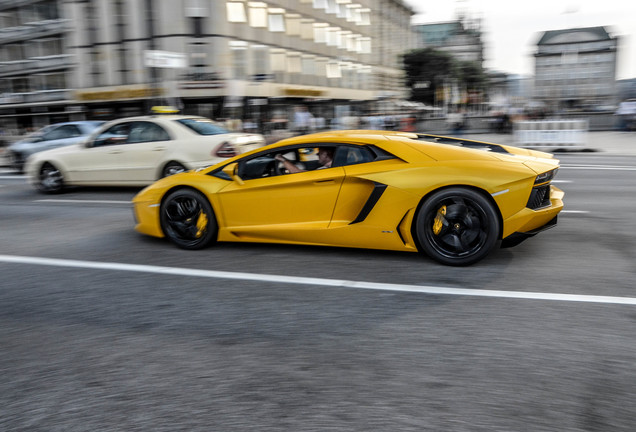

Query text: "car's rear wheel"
[162, 162, 186, 178]
[160, 189, 217, 250]
[37, 162, 64, 194]
[415, 188, 500, 266]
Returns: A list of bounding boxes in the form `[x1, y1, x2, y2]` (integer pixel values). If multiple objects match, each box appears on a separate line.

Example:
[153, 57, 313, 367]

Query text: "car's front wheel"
[415, 188, 500, 266]
[160, 189, 217, 250]
[37, 162, 64, 194]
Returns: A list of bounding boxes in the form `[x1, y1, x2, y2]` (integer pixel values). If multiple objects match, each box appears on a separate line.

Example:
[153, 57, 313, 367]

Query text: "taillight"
[214, 141, 238, 158]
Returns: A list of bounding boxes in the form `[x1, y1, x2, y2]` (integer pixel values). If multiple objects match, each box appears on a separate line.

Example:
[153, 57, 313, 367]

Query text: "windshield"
[176, 118, 229, 135]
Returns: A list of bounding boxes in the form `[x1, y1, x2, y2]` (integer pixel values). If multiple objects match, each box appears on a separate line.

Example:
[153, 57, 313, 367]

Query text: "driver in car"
[275, 147, 334, 173]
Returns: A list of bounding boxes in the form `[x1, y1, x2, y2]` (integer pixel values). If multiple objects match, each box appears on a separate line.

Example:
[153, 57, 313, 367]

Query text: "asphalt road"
[1, 153, 636, 431]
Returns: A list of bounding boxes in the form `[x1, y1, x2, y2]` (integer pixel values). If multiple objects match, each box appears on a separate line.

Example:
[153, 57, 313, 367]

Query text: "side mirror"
[222, 162, 244, 185]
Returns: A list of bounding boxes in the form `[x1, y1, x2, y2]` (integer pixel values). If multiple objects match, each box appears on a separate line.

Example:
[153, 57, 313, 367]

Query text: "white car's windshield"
[176, 118, 229, 135]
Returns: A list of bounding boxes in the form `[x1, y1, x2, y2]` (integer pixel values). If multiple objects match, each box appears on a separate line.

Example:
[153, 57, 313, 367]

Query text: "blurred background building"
[0, 0, 630, 137]
[0, 0, 416, 133]
[533, 26, 618, 113]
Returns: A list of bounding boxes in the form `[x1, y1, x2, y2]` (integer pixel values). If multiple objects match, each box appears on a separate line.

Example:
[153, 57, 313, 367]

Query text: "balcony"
[0, 89, 69, 105]
[0, 55, 74, 77]
[0, 19, 70, 44]
[0, 0, 39, 10]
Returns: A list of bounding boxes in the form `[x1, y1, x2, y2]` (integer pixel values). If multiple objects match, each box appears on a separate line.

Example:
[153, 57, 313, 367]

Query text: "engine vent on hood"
[416, 135, 512, 154]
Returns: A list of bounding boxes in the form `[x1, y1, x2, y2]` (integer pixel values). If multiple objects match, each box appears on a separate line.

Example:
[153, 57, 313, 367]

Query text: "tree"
[402, 48, 487, 107]
[402, 48, 454, 106]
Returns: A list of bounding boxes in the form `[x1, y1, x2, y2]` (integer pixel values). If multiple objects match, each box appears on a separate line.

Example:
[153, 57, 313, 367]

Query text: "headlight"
[534, 168, 558, 185]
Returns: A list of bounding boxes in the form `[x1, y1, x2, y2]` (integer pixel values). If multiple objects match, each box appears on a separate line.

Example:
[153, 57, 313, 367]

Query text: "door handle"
[152, 147, 166, 151]
[108, 150, 123, 154]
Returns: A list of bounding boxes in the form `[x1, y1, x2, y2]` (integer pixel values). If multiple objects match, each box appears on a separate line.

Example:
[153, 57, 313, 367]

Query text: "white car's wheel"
[37, 163, 64, 194]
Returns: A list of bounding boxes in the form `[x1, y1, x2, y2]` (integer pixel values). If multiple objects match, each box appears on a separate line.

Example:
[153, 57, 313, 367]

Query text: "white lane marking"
[0, 175, 27, 179]
[552, 180, 571, 184]
[1, 254, 635, 306]
[561, 210, 590, 214]
[35, 199, 131, 205]
[561, 165, 636, 171]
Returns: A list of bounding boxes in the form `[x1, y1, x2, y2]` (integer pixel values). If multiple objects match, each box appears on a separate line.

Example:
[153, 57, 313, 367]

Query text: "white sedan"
[25, 114, 266, 193]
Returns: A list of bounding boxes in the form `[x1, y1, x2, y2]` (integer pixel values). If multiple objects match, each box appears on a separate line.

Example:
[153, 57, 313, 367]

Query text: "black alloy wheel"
[162, 162, 186, 178]
[37, 162, 64, 194]
[160, 189, 217, 250]
[415, 188, 500, 266]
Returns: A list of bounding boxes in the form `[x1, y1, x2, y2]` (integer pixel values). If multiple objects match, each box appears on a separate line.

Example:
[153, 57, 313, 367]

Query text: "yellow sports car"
[132, 130, 564, 266]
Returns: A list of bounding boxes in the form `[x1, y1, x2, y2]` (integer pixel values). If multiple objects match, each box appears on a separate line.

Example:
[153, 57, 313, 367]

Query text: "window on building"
[326, 27, 340, 46]
[287, 52, 301, 73]
[346, 34, 358, 52]
[341, 63, 353, 88]
[336, 1, 348, 18]
[285, 14, 301, 36]
[0, 12, 18, 28]
[314, 23, 328, 44]
[300, 19, 314, 39]
[315, 57, 328, 85]
[326, 0, 340, 14]
[252, 45, 269, 75]
[326, 61, 341, 78]
[313, 0, 327, 9]
[24, 0, 59, 22]
[359, 65, 371, 89]
[227, 1, 247, 23]
[359, 8, 370, 25]
[42, 38, 63, 57]
[302, 55, 315, 76]
[346, 4, 361, 23]
[270, 49, 287, 72]
[6, 43, 23, 61]
[248, 2, 267, 27]
[358, 37, 371, 54]
[268, 8, 285, 32]
[230, 41, 248, 79]
[37, 72, 66, 90]
[40, 0, 60, 20]
[338, 31, 351, 49]
[10, 77, 30, 93]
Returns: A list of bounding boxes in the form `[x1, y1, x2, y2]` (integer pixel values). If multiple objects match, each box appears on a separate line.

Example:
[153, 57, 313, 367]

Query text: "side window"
[332, 145, 374, 167]
[239, 153, 279, 180]
[42, 125, 82, 141]
[93, 123, 130, 146]
[127, 122, 171, 143]
[234, 145, 344, 180]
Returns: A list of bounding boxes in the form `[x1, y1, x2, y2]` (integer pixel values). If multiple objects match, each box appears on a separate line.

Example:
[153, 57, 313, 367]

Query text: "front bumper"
[501, 215, 558, 248]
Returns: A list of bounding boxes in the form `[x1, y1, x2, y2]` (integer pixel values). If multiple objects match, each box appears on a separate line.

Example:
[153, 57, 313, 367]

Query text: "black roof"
[537, 26, 612, 45]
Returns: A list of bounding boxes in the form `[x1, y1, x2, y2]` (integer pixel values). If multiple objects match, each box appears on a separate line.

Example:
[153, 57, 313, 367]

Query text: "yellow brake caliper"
[433, 205, 447, 235]
[195, 211, 209, 238]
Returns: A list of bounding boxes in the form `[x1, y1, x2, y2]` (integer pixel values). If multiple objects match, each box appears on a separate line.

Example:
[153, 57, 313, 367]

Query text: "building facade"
[0, 0, 416, 133]
[533, 26, 618, 112]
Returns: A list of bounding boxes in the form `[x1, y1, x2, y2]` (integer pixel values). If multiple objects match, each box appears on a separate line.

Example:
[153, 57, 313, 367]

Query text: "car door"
[216, 146, 345, 239]
[65, 123, 130, 183]
[115, 121, 171, 182]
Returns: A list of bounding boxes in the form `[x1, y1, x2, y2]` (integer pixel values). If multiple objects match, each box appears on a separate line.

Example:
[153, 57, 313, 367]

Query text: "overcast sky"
[404, 0, 636, 80]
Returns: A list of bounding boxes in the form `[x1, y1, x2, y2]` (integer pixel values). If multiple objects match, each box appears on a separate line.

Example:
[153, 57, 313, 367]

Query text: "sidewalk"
[458, 131, 636, 156]
[1, 130, 635, 169]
